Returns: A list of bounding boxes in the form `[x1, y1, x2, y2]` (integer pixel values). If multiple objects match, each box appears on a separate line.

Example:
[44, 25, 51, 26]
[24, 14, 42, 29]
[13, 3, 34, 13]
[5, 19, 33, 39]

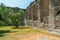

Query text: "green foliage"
[0, 21, 5, 26]
[9, 10, 24, 28]
[0, 3, 25, 27]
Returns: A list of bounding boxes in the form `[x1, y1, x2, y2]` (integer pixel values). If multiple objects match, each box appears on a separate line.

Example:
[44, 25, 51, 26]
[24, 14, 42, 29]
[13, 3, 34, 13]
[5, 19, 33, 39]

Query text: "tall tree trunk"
[15, 25, 19, 28]
[15, 21, 19, 28]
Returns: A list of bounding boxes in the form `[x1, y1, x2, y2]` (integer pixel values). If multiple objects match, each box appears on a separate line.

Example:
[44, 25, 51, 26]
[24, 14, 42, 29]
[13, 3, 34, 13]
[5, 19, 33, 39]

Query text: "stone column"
[37, 0, 41, 28]
[24, 12, 27, 26]
[49, 1, 55, 30]
[31, 6, 34, 27]
[27, 8, 30, 26]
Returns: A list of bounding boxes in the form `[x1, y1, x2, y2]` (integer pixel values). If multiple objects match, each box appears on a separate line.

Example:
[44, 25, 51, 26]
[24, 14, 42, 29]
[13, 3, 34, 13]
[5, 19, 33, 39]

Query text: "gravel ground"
[3, 33, 60, 40]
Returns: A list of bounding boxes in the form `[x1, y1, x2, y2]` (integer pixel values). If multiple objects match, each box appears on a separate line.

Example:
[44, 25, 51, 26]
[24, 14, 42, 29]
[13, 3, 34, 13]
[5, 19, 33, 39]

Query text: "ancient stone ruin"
[24, 0, 60, 30]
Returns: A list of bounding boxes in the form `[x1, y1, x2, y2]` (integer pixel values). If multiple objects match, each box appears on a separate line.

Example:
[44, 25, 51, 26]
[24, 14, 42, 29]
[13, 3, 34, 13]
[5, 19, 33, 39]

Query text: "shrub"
[0, 21, 5, 26]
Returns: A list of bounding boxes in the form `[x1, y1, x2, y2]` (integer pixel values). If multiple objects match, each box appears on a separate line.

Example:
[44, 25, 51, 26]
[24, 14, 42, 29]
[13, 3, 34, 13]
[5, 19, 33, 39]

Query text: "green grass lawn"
[0, 26, 34, 40]
[0, 26, 60, 40]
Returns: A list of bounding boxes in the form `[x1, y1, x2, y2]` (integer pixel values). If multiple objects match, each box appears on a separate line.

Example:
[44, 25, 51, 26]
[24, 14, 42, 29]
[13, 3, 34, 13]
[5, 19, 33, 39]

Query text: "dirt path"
[4, 33, 60, 40]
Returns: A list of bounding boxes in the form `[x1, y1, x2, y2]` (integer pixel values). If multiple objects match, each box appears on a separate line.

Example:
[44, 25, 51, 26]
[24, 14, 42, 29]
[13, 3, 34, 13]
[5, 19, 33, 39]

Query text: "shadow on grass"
[0, 30, 11, 37]
[19, 27, 32, 29]
[13, 27, 32, 29]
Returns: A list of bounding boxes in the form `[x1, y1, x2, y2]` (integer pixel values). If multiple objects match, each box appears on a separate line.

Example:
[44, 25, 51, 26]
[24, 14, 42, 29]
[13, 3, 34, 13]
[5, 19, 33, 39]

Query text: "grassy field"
[0, 26, 39, 40]
[0, 26, 60, 40]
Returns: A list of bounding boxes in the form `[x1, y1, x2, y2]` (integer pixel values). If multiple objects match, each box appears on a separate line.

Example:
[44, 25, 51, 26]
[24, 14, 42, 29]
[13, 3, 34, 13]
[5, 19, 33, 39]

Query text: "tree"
[18, 10, 24, 26]
[1, 7, 13, 25]
[0, 3, 6, 26]
[9, 10, 24, 28]
[0, 3, 4, 21]
[9, 13, 20, 28]
[0, 3, 25, 27]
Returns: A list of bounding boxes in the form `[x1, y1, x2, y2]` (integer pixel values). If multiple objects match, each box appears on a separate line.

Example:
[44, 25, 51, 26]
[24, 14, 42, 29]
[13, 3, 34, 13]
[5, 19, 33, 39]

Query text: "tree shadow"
[19, 27, 32, 29]
[12, 26, 31, 29]
[0, 30, 11, 37]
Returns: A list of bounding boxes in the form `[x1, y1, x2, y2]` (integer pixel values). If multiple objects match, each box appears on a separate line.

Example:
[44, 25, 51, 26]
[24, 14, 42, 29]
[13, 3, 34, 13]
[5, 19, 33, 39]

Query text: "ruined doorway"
[56, 10, 60, 16]
[55, 10, 60, 29]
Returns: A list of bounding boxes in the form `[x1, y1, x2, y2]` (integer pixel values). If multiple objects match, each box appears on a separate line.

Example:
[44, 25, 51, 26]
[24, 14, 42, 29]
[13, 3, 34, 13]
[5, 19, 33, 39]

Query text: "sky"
[0, 0, 34, 9]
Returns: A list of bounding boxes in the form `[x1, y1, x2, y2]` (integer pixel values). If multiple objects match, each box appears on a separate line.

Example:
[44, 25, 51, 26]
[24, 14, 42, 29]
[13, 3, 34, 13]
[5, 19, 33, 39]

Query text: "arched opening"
[55, 10, 60, 29]
[56, 10, 60, 16]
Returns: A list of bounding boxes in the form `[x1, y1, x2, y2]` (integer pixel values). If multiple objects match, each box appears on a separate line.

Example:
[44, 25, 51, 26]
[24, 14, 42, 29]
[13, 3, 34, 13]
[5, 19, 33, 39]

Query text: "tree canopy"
[0, 3, 25, 28]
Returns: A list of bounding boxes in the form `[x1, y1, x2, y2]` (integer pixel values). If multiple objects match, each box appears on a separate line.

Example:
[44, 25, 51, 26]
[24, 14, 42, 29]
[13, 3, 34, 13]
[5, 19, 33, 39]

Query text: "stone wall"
[24, 0, 60, 30]
[55, 14, 60, 29]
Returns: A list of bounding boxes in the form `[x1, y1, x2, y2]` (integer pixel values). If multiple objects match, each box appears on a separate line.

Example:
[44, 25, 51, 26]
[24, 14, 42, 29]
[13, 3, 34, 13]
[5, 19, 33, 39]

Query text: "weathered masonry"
[24, 0, 60, 30]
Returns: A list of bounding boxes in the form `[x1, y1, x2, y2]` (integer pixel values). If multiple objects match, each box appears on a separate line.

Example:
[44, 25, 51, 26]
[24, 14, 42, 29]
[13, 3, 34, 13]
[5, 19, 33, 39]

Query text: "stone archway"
[56, 10, 60, 16]
[55, 10, 60, 29]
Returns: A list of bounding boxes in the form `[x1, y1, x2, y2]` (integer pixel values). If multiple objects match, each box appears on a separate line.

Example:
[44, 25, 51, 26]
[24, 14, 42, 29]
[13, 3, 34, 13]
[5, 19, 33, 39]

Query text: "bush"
[0, 21, 5, 26]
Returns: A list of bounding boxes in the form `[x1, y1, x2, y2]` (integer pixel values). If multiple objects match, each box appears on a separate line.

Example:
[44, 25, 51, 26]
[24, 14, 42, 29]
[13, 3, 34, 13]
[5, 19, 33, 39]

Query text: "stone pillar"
[49, 1, 55, 30]
[27, 8, 30, 26]
[24, 12, 27, 26]
[31, 6, 34, 27]
[25, 8, 30, 26]
[37, 0, 41, 28]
